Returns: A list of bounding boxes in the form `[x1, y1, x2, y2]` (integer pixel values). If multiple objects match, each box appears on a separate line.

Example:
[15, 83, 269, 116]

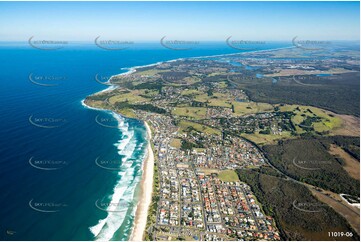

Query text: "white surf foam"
[89, 114, 144, 241]
[89, 218, 107, 237]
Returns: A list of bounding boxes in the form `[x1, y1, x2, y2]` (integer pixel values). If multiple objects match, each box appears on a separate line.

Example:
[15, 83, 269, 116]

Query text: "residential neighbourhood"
[139, 111, 280, 241]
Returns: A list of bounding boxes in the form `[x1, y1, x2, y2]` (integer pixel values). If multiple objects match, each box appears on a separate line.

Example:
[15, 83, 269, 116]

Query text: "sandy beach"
[130, 121, 154, 241]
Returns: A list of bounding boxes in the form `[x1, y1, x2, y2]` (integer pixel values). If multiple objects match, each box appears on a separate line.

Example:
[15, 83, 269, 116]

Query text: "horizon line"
[0, 39, 360, 43]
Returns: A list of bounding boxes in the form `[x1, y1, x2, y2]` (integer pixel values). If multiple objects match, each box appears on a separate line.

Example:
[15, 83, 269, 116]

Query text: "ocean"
[0, 41, 290, 241]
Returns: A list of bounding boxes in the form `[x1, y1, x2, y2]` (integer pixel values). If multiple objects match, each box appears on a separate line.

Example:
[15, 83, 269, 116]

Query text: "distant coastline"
[108, 45, 294, 85]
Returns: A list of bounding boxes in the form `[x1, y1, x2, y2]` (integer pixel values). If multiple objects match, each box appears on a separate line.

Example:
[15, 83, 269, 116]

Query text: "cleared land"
[330, 113, 360, 137]
[108, 90, 150, 104]
[242, 104, 348, 145]
[264, 68, 356, 77]
[310, 187, 360, 235]
[181, 89, 202, 96]
[329, 144, 360, 180]
[233, 102, 274, 116]
[218, 170, 240, 182]
[172, 107, 207, 120]
[242, 131, 293, 146]
[178, 120, 221, 136]
[169, 138, 182, 149]
[278, 104, 342, 133]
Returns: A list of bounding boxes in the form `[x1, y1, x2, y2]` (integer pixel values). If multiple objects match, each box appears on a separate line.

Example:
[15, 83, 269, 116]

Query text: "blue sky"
[0, 1, 359, 41]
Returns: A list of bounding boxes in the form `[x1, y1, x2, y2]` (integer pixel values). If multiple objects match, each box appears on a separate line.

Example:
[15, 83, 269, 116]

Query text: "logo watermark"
[160, 36, 199, 50]
[292, 157, 332, 171]
[292, 75, 323, 86]
[95, 74, 112, 86]
[28, 73, 66, 87]
[29, 115, 67, 129]
[6, 230, 16, 236]
[95, 156, 133, 171]
[226, 36, 265, 50]
[161, 74, 181, 83]
[292, 200, 327, 213]
[292, 36, 331, 51]
[95, 198, 134, 212]
[297, 123, 314, 130]
[227, 73, 266, 85]
[226, 74, 243, 85]
[29, 199, 68, 213]
[28, 157, 68, 171]
[28, 36, 68, 50]
[95, 115, 119, 128]
[94, 36, 134, 50]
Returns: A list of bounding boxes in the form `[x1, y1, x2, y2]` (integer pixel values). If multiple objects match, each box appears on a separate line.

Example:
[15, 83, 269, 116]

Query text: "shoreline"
[82, 98, 155, 241]
[109, 45, 294, 82]
[81, 44, 294, 240]
[130, 121, 154, 241]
